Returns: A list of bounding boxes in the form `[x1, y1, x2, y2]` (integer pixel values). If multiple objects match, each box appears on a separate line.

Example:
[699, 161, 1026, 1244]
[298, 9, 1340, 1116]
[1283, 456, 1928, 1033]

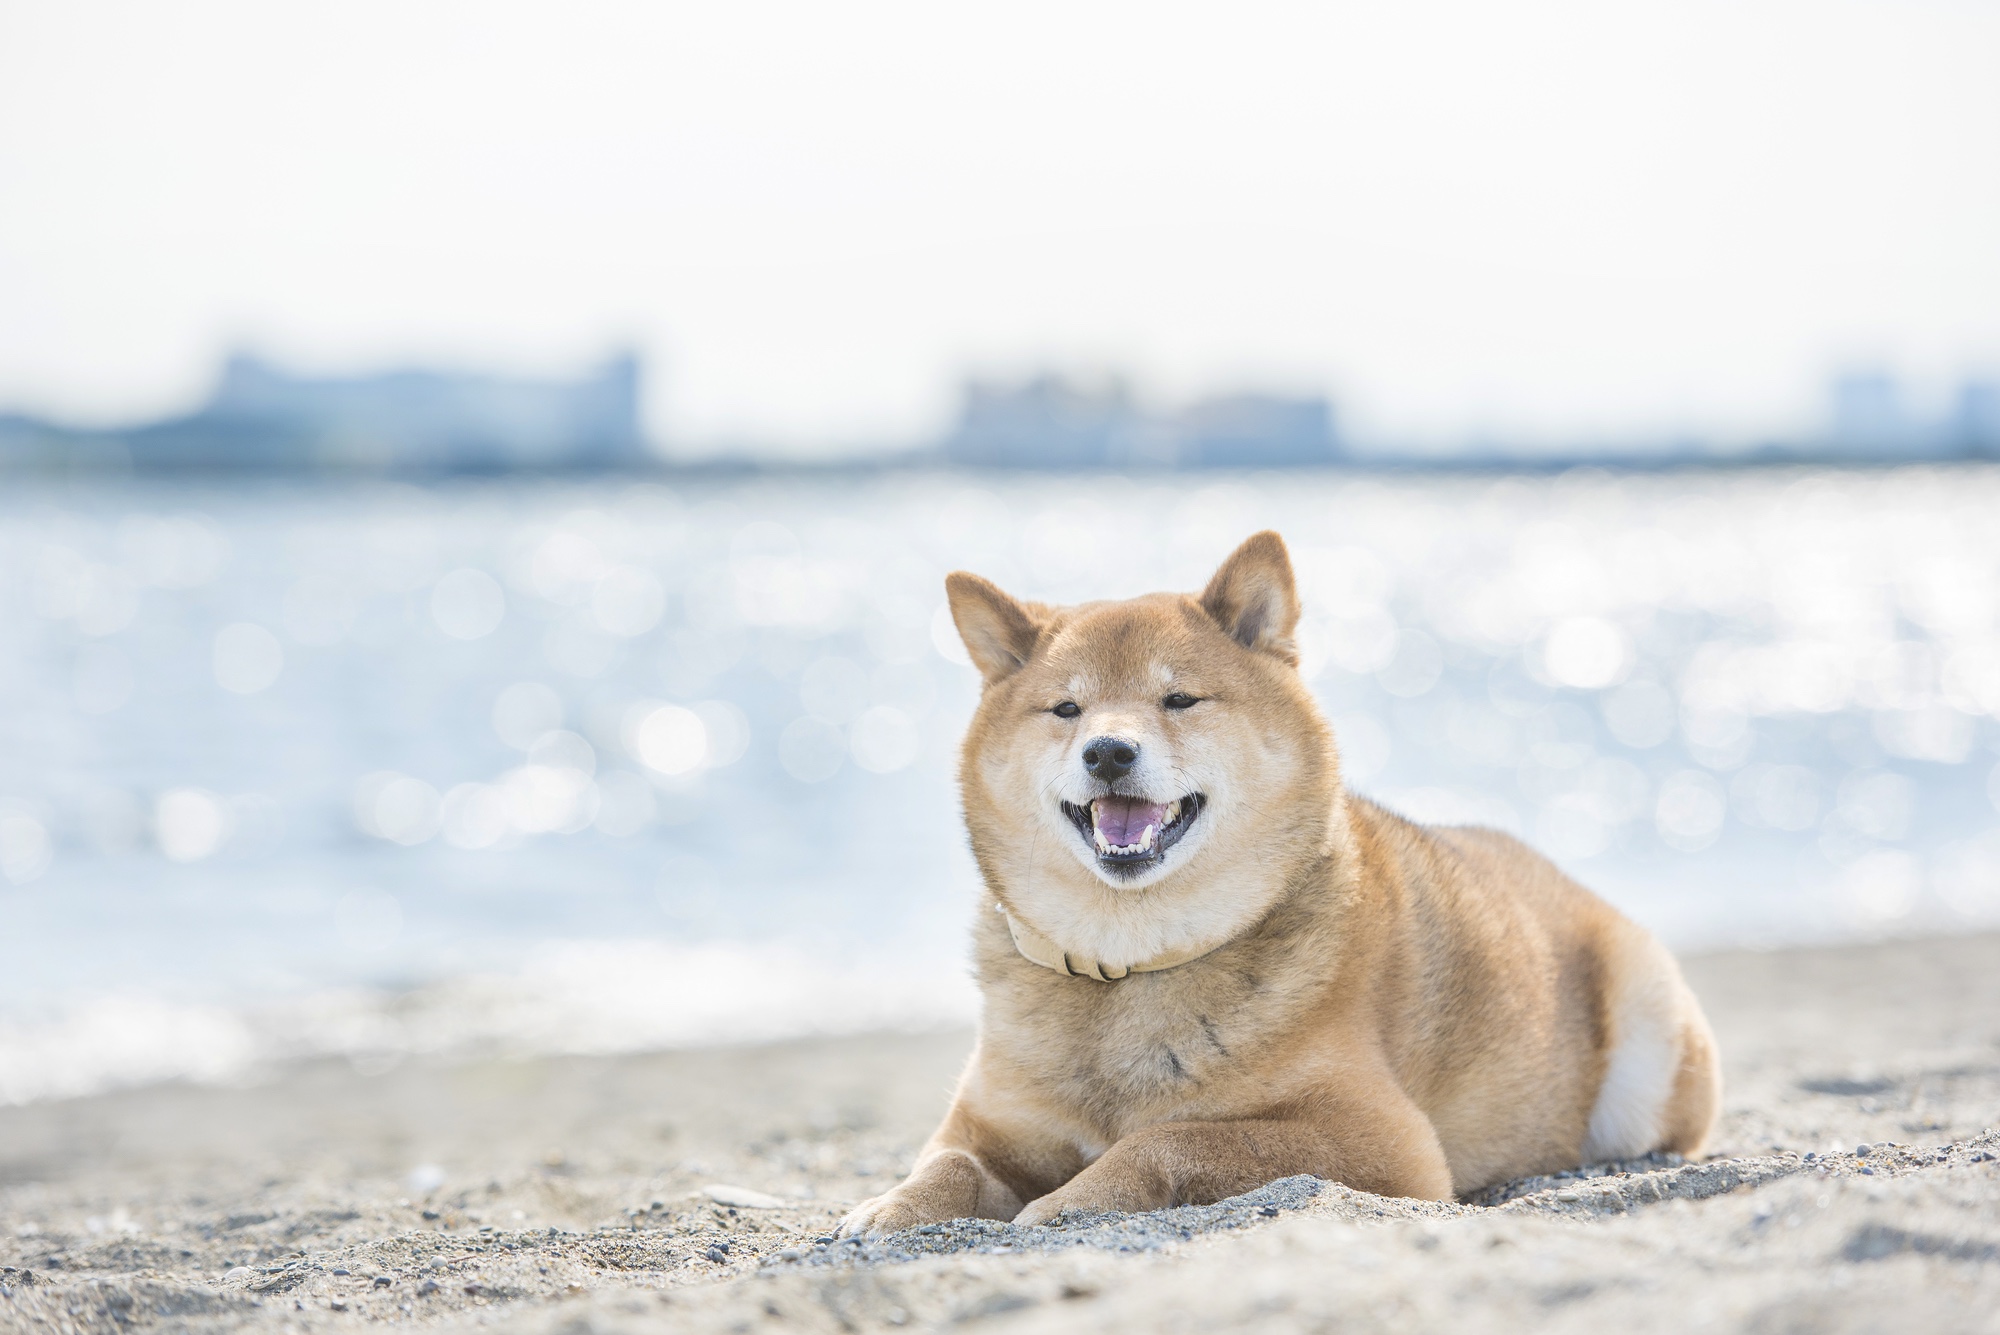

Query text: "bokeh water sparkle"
[4, 465, 1999, 1101]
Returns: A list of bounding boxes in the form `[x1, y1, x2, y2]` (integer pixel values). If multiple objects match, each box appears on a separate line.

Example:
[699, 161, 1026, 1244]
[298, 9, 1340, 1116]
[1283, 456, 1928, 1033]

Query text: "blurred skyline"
[7, 349, 1997, 470]
[4, 0, 1999, 458]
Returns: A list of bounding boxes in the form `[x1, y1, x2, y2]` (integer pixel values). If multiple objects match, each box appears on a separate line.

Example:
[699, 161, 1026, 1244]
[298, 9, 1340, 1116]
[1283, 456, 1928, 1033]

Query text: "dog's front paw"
[1015, 1183, 1123, 1227]
[1012, 1193, 1073, 1228]
[1014, 1172, 1154, 1226]
[833, 1194, 891, 1238]
[834, 1187, 949, 1239]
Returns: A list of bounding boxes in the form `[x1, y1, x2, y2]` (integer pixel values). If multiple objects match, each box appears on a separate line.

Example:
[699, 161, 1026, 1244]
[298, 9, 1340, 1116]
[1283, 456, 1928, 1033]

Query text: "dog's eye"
[1161, 693, 1200, 710]
[1051, 701, 1082, 719]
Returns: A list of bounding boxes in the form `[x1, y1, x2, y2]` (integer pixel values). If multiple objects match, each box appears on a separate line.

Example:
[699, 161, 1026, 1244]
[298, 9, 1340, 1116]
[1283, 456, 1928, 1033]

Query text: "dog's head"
[949, 532, 1341, 915]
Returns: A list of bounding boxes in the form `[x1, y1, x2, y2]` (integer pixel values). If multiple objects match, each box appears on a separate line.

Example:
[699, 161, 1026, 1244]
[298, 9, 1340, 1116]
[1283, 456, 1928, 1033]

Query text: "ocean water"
[4, 465, 1999, 1104]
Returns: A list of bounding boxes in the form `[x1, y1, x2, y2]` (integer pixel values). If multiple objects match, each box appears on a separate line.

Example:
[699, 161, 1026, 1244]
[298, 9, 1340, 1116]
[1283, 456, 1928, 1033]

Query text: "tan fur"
[839, 532, 1720, 1233]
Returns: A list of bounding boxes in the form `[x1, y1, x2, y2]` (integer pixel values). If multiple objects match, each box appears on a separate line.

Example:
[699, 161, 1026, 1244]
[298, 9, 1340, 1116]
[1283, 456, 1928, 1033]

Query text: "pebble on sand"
[701, 1184, 791, 1209]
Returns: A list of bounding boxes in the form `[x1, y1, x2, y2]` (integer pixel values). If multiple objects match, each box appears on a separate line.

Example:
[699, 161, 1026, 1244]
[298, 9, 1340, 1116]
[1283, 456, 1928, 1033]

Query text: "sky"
[2, 0, 1998, 456]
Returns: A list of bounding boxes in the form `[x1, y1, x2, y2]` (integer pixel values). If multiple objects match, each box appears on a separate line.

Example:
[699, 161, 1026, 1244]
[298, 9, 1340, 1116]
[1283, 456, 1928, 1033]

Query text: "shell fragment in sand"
[699, 1184, 790, 1209]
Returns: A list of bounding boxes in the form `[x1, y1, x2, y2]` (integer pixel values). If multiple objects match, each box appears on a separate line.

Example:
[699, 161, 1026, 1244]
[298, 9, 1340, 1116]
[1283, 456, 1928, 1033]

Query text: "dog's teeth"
[1165, 800, 1181, 822]
[1137, 824, 1157, 850]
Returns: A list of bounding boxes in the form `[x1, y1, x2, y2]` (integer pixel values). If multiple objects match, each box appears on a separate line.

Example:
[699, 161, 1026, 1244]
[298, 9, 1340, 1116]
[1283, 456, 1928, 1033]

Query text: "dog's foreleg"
[1012, 1110, 1453, 1225]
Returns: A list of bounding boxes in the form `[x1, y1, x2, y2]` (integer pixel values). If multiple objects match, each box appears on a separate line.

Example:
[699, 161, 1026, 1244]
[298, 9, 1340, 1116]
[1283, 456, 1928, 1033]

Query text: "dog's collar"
[997, 903, 1224, 982]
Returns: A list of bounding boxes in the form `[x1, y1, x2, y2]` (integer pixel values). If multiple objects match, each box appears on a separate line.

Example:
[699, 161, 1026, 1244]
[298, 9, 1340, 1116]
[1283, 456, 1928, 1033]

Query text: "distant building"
[1820, 370, 2000, 461]
[1954, 379, 2000, 457]
[0, 352, 651, 472]
[1826, 370, 1910, 457]
[1174, 393, 1339, 467]
[943, 375, 1158, 468]
[941, 375, 1339, 469]
[131, 352, 650, 471]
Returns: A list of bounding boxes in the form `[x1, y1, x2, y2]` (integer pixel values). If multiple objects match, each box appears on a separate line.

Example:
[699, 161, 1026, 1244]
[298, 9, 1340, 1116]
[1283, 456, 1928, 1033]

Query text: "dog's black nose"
[1081, 737, 1138, 781]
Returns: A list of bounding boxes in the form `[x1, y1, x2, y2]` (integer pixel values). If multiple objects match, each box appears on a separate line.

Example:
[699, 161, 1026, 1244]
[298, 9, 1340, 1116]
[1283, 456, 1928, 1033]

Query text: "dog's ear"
[945, 572, 1045, 683]
[1201, 531, 1300, 665]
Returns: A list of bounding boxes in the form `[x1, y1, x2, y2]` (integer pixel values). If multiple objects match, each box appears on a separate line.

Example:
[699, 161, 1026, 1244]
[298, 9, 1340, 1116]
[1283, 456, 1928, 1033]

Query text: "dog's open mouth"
[1060, 793, 1205, 871]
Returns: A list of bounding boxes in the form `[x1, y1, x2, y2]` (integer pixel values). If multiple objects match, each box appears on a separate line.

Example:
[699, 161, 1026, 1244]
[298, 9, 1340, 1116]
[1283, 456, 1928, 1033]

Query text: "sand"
[5, 932, 2000, 1335]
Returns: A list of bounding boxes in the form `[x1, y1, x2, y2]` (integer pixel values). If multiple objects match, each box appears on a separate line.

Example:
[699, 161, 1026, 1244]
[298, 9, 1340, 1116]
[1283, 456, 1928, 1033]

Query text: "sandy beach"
[5, 932, 2000, 1335]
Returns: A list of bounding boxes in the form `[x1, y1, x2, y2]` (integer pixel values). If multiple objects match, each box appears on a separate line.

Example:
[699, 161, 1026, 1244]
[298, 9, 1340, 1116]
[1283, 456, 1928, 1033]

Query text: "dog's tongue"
[1093, 796, 1167, 847]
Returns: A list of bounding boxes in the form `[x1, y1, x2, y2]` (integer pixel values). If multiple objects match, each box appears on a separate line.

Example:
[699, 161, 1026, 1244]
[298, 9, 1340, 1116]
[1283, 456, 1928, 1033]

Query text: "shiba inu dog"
[839, 532, 1719, 1234]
